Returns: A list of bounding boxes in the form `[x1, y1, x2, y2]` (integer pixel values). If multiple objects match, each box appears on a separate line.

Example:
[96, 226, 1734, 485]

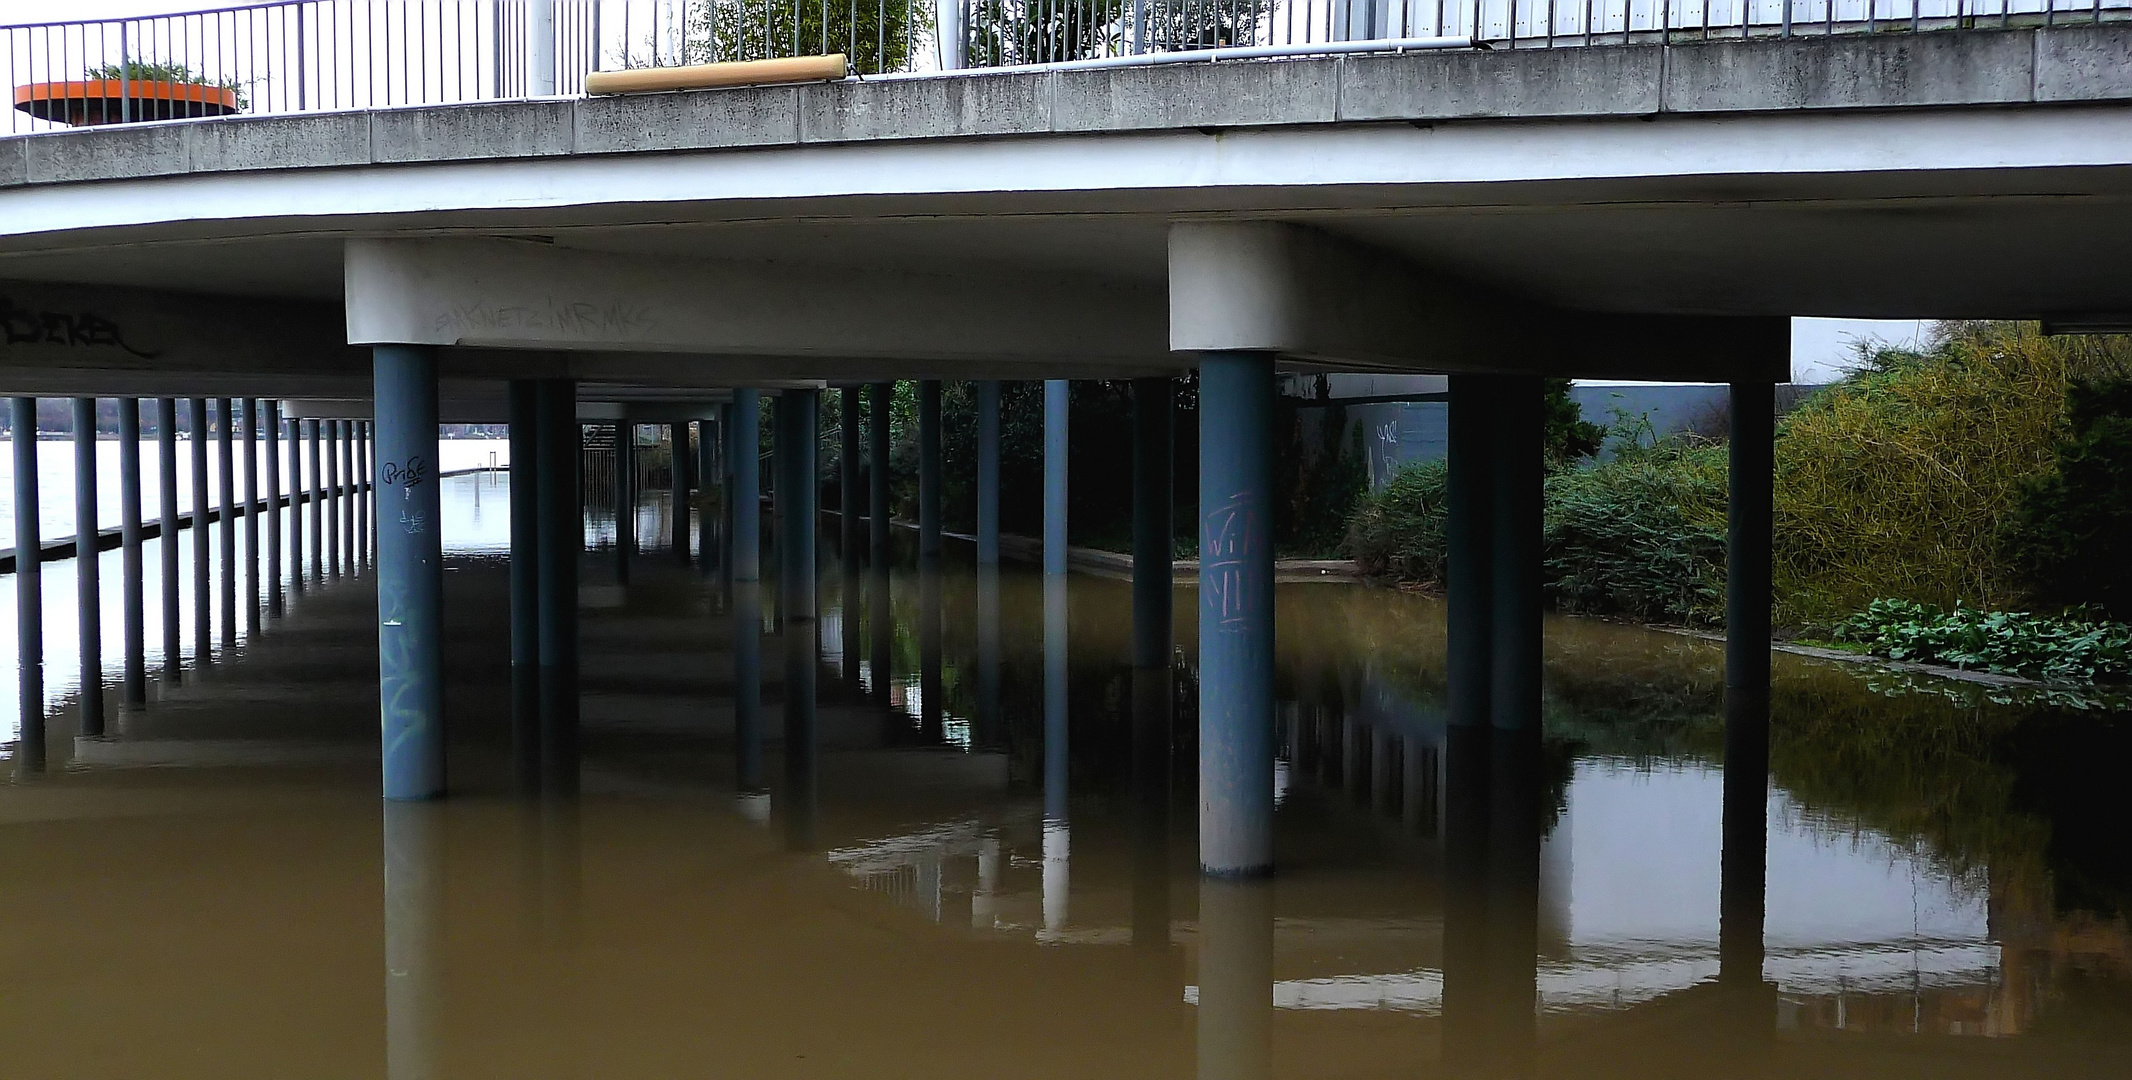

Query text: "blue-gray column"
[217, 399, 235, 648]
[72, 398, 105, 738]
[190, 398, 211, 664]
[1044, 573, 1069, 821]
[119, 399, 146, 709]
[507, 382, 541, 792]
[264, 401, 283, 617]
[375, 346, 445, 801]
[1132, 377, 1173, 671]
[308, 418, 324, 581]
[383, 802, 440, 1079]
[840, 389, 861, 563]
[1044, 380, 1069, 576]
[1446, 376, 1495, 732]
[867, 382, 891, 564]
[1196, 879, 1273, 1080]
[285, 417, 304, 596]
[671, 420, 692, 559]
[614, 421, 635, 585]
[157, 399, 180, 678]
[730, 389, 761, 583]
[240, 398, 259, 635]
[1197, 351, 1276, 876]
[917, 380, 941, 560]
[13, 397, 44, 768]
[326, 418, 342, 580]
[1490, 377, 1543, 731]
[1722, 379, 1775, 991]
[777, 392, 818, 623]
[976, 380, 1000, 566]
[535, 380, 580, 796]
[340, 420, 355, 577]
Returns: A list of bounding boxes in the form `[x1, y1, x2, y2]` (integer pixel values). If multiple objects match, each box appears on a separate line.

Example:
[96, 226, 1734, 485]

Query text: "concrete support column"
[283, 416, 303, 597]
[776, 392, 819, 622]
[119, 399, 146, 709]
[72, 398, 104, 738]
[1132, 377, 1173, 672]
[1490, 377, 1544, 732]
[326, 418, 342, 580]
[1722, 379, 1775, 992]
[976, 380, 1000, 566]
[157, 399, 180, 676]
[308, 418, 323, 582]
[190, 398, 210, 664]
[12, 397, 44, 768]
[671, 421, 691, 559]
[339, 419, 354, 577]
[917, 380, 942, 561]
[374, 345, 445, 801]
[535, 380, 581, 796]
[730, 390, 761, 583]
[264, 401, 283, 617]
[614, 421, 635, 584]
[840, 389, 861, 563]
[216, 398, 235, 647]
[1196, 351, 1276, 877]
[1447, 375, 1495, 732]
[1043, 379, 1069, 576]
[240, 399, 259, 635]
[508, 381, 542, 791]
[867, 383, 891, 564]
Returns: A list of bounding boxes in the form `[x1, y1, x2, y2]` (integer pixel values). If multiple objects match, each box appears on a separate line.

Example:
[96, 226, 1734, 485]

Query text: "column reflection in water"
[1196, 879, 1273, 1080]
[918, 553, 942, 743]
[1721, 684, 1775, 1047]
[867, 560, 891, 709]
[783, 602, 818, 851]
[1440, 724, 1493, 1072]
[732, 579, 767, 821]
[1041, 573, 1070, 938]
[382, 802, 440, 1080]
[1483, 728, 1542, 1080]
[840, 551, 861, 694]
[976, 563, 1001, 755]
[1131, 663, 1172, 952]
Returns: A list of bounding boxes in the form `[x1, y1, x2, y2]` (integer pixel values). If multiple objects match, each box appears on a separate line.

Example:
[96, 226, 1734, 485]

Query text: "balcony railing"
[5, 0, 2129, 135]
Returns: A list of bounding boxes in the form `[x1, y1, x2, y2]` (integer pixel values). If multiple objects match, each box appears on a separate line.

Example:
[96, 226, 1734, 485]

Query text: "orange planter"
[13, 79, 240, 126]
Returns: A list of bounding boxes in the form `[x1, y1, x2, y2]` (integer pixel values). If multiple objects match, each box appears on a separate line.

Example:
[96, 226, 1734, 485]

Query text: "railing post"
[528, 0, 557, 95]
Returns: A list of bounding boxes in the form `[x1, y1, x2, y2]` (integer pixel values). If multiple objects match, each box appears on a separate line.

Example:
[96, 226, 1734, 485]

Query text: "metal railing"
[4, 0, 2129, 135]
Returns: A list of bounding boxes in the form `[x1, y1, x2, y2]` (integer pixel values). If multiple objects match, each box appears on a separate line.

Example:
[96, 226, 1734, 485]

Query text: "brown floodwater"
[2, 473, 2128, 1078]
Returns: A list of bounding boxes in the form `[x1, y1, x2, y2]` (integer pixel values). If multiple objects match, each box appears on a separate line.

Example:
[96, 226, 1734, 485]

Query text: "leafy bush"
[2005, 373, 2132, 621]
[1835, 598, 2132, 682]
[1544, 436, 1728, 624]
[1344, 457, 1447, 583]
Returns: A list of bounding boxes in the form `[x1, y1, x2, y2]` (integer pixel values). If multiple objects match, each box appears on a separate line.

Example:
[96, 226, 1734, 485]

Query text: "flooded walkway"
[0, 473, 2128, 1078]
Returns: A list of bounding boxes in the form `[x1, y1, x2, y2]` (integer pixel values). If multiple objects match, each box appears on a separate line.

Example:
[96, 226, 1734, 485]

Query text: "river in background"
[0, 471, 2124, 1077]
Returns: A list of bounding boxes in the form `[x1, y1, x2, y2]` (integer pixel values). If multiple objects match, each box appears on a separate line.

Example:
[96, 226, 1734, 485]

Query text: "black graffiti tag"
[383, 456, 430, 488]
[0, 294, 160, 359]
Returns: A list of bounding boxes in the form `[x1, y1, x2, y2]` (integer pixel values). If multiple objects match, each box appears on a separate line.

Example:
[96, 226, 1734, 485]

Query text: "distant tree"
[688, 0, 922, 74]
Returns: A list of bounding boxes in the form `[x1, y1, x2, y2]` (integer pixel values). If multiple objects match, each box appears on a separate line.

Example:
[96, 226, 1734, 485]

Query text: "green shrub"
[2006, 373, 2132, 620]
[1544, 437, 1729, 624]
[1343, 458, 1447, 584]
[1834, 598, 2132, 682]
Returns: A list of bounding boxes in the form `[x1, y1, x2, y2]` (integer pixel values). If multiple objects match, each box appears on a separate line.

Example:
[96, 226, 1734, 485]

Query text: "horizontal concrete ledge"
[5, 26, 2130, 190]
[0, 481, 372, 574]
[826, 509, 1361, 581]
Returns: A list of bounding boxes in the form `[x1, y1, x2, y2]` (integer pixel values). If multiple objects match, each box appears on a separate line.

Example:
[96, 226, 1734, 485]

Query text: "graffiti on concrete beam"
[0, 294, 161, 358]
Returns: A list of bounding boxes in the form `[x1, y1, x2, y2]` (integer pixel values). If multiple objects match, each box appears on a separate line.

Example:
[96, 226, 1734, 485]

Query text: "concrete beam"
[1169, 222, 1789, 381]
[0, 279, 364, 393]
[344, 237, 1169, 372]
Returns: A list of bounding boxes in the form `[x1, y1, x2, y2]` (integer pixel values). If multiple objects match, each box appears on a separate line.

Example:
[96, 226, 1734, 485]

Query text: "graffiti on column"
[1203, 491, 1262, 634]
[383, 456, 430, 535]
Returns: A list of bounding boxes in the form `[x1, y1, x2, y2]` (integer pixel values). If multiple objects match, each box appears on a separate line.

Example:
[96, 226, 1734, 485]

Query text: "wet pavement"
[0, 472, 2128, 1078]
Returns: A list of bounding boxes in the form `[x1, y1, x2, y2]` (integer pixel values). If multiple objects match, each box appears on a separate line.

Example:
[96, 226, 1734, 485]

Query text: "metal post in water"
[1722, 379, 1775, 995]
[1044, 380, 1069, 576]
[867, 383, 890, 565]
[1132, 377, 1173, 671]
[778, 390, 819, 850]
[119, 399, 146, 709]
[671, 420, 692, 560]
[1196, 352, 1276, 877]
[190, 398, 211, 664]
[375, 346, 446, 801]
[840, 390, 861, 564]
[326, 418, 341, 580]
[240, 398, 259, 636]
[157, 399, 180, 679]
[309, 418, 324, 581]
[217, 399, 235, 649]
[72, 398, 105, 738]
[614, 421, 635, 586]
[286, 416, 305, 596]
[266, 401, 282, 616]
[534, 379, 580, 796]
[976, 380, 1000, 566]
[730, 390, 761, 583]
[917, 380, 942, 561]
[341, 420, 356, 576]
[1489, 377, 1543, 732]
[12, 398, 45, 770]
[508, 381, 542, 791]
